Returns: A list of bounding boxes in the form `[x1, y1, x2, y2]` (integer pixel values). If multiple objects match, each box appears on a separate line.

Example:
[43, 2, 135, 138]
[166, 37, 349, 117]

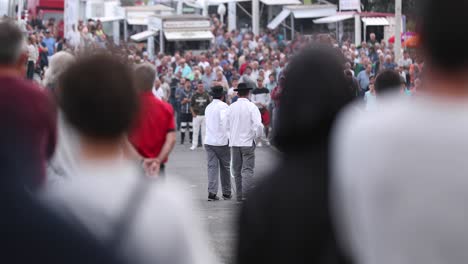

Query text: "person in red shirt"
[129, 63, 177, 177]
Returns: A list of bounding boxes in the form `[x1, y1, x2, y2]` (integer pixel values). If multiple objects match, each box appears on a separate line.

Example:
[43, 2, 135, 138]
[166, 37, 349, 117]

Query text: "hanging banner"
[340, 0, 360, 11]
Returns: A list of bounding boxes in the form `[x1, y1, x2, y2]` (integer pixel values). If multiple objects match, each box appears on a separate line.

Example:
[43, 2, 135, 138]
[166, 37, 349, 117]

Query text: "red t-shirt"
[129, 92, 175, 163]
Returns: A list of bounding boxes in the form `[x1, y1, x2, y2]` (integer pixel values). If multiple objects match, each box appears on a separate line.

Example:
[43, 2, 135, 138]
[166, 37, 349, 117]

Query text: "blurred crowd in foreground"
[4, 0, 468, 263]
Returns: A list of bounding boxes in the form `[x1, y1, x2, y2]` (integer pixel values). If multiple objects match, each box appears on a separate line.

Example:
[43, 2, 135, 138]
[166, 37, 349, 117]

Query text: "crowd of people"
[6, 0, 468, 263]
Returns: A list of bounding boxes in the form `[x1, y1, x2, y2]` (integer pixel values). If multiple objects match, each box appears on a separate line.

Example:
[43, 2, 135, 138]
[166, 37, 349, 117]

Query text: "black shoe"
[208, 193, 220, 201]
[236, 197, 246, 203]
[180, 141, 184, 145]
[222, 194, 232, 200]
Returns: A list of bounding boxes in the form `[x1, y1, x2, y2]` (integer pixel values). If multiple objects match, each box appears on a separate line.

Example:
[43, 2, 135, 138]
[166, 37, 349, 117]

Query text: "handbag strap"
[108, 171, 154, 254]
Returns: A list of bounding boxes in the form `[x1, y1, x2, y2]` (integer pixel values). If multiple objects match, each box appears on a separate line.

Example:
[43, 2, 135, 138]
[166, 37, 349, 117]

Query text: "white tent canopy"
[267, 9, 291, 30]
[361, 17, 389, 26]
[164, 30, 214, 41]
[313, 13, 354, 24]
[267, 4, 337, 29]
[130, 30, 159, 42]
[260, 0, 301, 6]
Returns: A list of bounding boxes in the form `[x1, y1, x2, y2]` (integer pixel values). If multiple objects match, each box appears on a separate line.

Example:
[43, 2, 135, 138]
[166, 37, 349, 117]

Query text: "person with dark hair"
[333, 1, 468, 263]
[236, 45, 353, 264]
[190, 81, 211, 151]
[226, 82, 264, 202]
[0, 19, 56, 188]
[204, 86, 231, 201]
[374, 69, 401, 94]
[129, 62, 177, 177]
[251, 76, 271, 146]
[27, 34, 39, 80]
[364, 75, 377, 111]
[42, 54, 217, 264]
[179, 80, 194, 145]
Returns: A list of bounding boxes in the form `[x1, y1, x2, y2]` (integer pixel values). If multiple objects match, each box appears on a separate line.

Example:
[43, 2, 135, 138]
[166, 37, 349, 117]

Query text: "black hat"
[210, 86, 226, 97]
[234, 82, 254, 92]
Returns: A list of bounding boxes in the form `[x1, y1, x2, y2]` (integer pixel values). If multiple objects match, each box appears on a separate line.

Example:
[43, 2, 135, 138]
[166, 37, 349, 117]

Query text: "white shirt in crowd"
[251, 89, 271, 109]
[226, 98, 263, 147]
[204, 99, 229, 146]
[42, 157, 217, 264]
[332, 94, 468, 264]
[27, 44, 39, 63]
[198, 61, 210, 70]
[153, 86, 165, 100]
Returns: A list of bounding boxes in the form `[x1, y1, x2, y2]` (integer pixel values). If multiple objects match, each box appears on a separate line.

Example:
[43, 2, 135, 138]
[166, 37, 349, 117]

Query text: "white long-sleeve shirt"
[226, 98, 263, 147]
[332, 94, 468, 264]
[251, 87, 271, 109]
[205, 99, 229, 146]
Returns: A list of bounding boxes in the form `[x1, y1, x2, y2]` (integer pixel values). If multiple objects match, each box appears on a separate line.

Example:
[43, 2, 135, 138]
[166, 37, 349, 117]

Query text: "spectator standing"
[179, 81, 194, 145]
[202, 66, 216, 90]
[152, 79, 165, 100]
[226, 83, 263, 202]
[190, 81, 211, 151]
[27, 35, 39, 80]
[129, 63, 176, 177]
[174, 59, 192, 79]
[0, 19, 56, 188]
[43, 30, 56, 60]
[204, 86, 231, 201]
[357, 64, 372, 96]
[251, 77, 271, 146]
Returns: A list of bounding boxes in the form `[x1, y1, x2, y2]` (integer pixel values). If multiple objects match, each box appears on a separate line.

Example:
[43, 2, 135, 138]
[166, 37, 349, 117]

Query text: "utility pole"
[17, 0, 23, 22]
[252, 0, 259, 35]
[394, 0, 402, 62]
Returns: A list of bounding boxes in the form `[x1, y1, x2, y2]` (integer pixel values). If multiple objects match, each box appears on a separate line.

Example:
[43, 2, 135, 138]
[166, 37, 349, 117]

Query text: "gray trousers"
[231, 145, 256, 200]
[205, 144, 231, 196]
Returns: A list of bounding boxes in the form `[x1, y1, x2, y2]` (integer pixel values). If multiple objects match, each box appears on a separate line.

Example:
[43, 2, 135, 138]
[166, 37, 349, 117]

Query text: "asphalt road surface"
[166, 141, 278, 264]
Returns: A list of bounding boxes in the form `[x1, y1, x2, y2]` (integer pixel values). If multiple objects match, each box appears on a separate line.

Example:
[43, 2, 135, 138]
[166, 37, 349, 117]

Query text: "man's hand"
[142, 158, 161, 177]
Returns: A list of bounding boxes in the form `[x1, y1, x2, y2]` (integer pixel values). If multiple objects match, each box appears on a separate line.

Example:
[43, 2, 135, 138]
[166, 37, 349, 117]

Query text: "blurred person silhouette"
[44, 51, 78, 184]
[332, 1, 468, 264]
[0, 114, 129, 264]
[0, 20, 125, 263]
[129, 63, 177, 177]
[42, 54, 217, 264]
[236, 45, 353, 264]
[0, 18, 56, 189]
[43, 51, 75, 93]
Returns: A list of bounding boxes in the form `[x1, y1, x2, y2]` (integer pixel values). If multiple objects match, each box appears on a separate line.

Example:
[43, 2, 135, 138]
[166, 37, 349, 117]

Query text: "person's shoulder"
[335, 94, 412, 146]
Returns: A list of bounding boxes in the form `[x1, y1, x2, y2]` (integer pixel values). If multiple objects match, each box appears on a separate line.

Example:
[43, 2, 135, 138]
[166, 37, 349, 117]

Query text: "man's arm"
[155, 131, 176, 164]
[251, 105, 264, 139]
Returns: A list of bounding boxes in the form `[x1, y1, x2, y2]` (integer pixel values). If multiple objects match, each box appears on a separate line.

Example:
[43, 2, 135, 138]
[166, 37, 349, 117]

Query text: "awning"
[267, 9, 291, 30]
[127, 18, 148, 25]
[260, 0, 301, 6]
[313, 13, 354, 24]
[164, 30, 214, 41]
[286, 4, 337, 19]
[362, 17, 389, 26]
[130, 30, 159, 42]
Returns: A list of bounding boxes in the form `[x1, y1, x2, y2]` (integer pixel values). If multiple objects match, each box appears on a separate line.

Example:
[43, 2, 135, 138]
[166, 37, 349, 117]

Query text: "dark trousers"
[27, 61, 35, 80]
[205, 145, 231, 196]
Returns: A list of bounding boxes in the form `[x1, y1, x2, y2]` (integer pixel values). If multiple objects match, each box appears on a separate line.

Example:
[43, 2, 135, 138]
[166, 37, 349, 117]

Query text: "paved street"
[166, 141, 278, 264]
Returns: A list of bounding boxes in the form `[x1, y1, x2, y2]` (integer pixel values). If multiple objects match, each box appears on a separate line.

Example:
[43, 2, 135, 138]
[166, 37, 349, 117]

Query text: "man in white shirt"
[204, 86, 231, 201]
[152, 79, 165, 100]
[226, 83, 263, 202]
[332, 2, 468, 263]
